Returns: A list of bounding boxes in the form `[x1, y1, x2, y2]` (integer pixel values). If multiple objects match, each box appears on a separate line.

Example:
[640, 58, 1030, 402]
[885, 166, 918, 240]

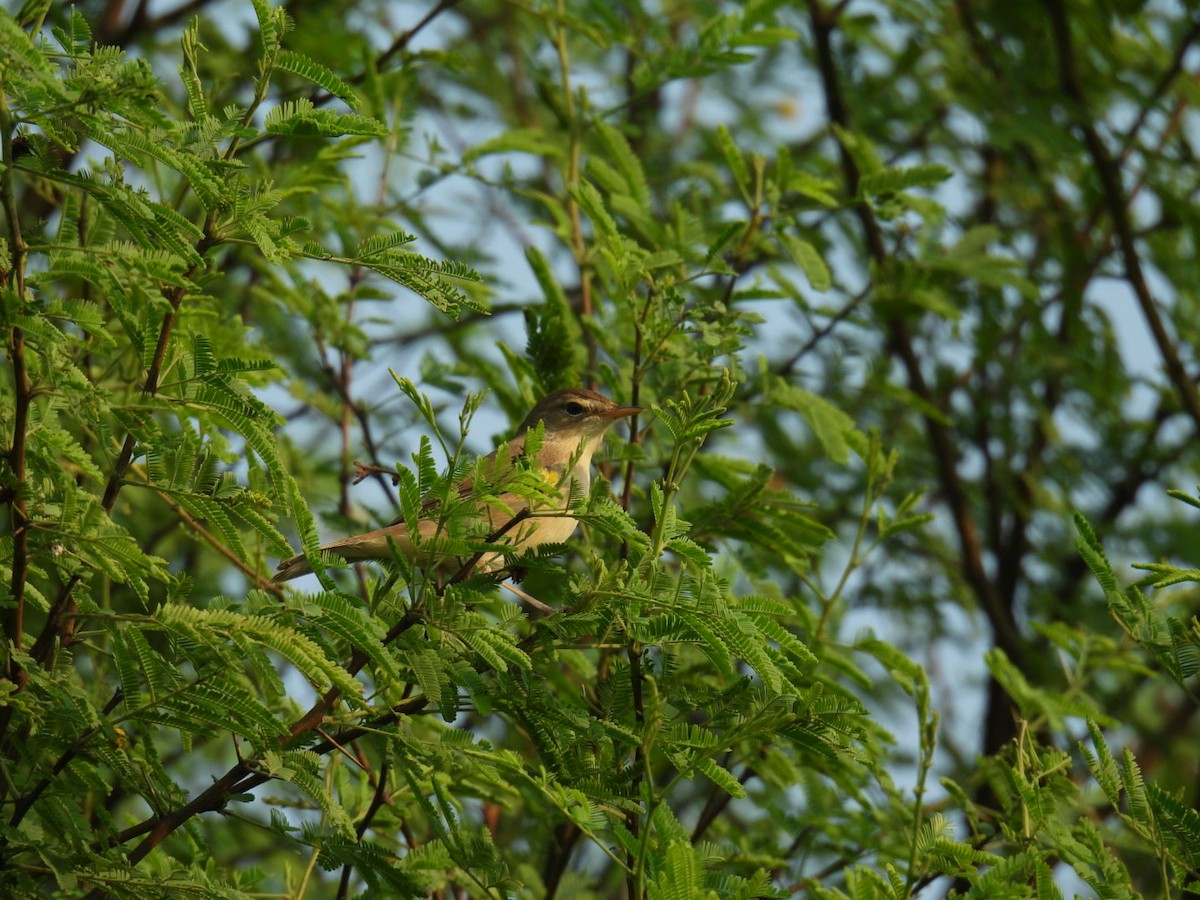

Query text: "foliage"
[1, 0, 1199, 897]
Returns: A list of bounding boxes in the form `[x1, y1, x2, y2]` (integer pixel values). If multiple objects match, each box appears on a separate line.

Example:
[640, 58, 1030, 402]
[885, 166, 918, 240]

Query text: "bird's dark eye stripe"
[565, 401, 585, 415]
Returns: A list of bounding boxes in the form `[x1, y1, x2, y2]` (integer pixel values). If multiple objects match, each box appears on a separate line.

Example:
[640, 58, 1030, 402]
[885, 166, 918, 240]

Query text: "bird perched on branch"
[272, 388, 640, 583]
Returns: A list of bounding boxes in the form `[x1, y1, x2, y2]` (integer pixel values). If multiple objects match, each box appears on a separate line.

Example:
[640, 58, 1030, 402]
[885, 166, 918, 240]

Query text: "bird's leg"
[501, 581, 556, 616]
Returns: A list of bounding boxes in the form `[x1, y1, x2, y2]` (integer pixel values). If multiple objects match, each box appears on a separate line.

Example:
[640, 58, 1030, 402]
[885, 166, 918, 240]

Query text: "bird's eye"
[565, 401, 585, 415]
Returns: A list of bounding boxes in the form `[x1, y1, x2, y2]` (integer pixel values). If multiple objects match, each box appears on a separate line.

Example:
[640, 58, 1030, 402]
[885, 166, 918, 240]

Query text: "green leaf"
[594, 119, 650, 207]
[649, 842, 714, 900]
[715, 123, 750, 199]
[275, 49, 360, 108]
[153, 605, 364, 698]
[155, 678, 289, 741]
[265, 99, 387, 137]
[858, 163, 952, 196]
[1074, 513, 1120, 599]
[778, 233, 832, 291]
[703, 220, 745, 265]
[695, 757, 746, 798]
[524, 246, 582, 388]
[277, 751, 357, 839]
[464, 128, 561, 163]
[0, 10, 63, 92]
[96, 131, 227, 211]
[171, 491, 248, 561]
[787, 171, 840, 207]
[1147, 783, 1200, 868]
[831, 123, 884, 176]
[771, 382, 857, 464]
[303, 592, 399, 681]
[570, 179, 618, 240]
[354, 231, 418, 258]
[355, 253, 484, 317]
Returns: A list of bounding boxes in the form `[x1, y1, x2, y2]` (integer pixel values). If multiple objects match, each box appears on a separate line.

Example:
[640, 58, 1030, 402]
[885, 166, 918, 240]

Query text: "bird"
[272, 388, 641, 583]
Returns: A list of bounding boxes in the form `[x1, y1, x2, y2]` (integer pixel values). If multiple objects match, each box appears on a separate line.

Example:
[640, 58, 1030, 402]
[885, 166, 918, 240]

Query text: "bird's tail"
[272, 525, 418, 583]
[272, 554, 313, 583]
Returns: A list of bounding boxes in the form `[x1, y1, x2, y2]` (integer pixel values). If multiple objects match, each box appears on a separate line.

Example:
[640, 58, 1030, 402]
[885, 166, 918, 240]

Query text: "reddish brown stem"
[112, 608, 422, 869]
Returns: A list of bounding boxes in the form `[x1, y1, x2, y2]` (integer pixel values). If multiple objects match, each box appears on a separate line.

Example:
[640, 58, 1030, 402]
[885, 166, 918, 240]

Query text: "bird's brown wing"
[272, 515, 460, 583]
[274, 435, 532, 583]
[386, 432, 528, 526]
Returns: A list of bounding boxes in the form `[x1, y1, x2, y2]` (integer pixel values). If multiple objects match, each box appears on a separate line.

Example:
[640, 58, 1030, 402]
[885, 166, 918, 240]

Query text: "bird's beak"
[601, 405, 642, 419]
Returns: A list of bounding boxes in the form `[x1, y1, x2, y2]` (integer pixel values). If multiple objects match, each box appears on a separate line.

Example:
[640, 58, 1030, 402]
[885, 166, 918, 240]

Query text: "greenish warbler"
[273, 388, 640, 583]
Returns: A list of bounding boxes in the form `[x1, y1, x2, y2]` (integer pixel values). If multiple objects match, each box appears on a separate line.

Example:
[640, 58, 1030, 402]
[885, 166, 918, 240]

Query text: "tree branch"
[111, 609, 424, 872]
[0, 92, 32, 689]
[1044, 0, 1200, 434]
[29, 234, 217, 672]
[806, 0, 1022, 662]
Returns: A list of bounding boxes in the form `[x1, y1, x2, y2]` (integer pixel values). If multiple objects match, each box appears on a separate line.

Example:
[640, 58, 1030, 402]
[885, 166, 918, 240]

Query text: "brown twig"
[624, 642, 646, 900]
[8, 689, 124, 828]
[543, 823, 581, 899]
[1114, 18, 1200, 166]
[316, 289, 380, 600]
[775, 285, 871, 377]
[447, 509, 532, 586]
[315, 309, 399, 508]
[155, 490, 285, 597]
[376, 0, 465, 73]
[620, 293, 654, 516]
[551, 2, 598, 377]
[99, 0, 214, 46]
[352, 461, 397, 485]
[689, 756, 755, 842]
[950, 0, 1200, 730]
[31, 27, 283, 673]
[369, 303, 526, 349]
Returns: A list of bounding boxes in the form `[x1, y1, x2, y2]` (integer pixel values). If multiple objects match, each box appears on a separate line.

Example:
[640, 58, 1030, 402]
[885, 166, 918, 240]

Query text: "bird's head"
[516, 388, 641, 463]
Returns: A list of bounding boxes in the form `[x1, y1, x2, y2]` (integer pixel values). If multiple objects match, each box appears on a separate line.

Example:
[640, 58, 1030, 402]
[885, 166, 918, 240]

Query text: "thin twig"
[337, 757, 393, 899]
[625, 642, 646, 899]
[552, 0, 598, 375]
[155, 491, 285, 597]
[689, 758, 756, 842]
[32, 32, 283, 672]
[447, 509, 532, 585]
[1114, 18, 1200, 165]
[8, 689, 124, 827]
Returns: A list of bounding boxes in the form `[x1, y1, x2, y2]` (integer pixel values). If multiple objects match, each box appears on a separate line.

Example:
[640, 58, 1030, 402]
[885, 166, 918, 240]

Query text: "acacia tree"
[2, 0, 1199, 897]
